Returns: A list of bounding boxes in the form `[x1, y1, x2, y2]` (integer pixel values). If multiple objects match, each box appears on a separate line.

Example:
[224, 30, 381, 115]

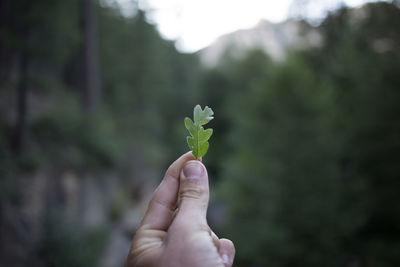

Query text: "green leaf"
[193, 105, 214, 126]
[184, 105, 214, 159]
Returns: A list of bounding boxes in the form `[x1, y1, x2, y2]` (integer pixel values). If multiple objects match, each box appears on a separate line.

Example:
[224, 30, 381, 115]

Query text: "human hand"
[126, 152, 235, 267]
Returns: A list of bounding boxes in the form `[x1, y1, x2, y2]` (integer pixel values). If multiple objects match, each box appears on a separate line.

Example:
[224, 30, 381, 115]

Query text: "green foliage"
[185, 105, 214, 159]
[109, 189, 129, 221]
[213, 3, 400, 267]
[40, 217, 108, 267]
[31, 93, 122, 169]
[99, 8, 201, 165]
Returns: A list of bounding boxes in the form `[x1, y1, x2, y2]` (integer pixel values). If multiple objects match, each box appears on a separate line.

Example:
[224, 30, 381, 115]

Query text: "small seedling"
[184, 105, 214, 159]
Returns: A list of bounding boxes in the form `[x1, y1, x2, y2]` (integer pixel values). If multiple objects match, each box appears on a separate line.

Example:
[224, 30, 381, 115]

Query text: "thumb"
[177, 160, 209, 223]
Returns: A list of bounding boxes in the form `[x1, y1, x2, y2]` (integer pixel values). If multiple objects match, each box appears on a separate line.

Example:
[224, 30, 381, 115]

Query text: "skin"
[126, 152, 235, 267]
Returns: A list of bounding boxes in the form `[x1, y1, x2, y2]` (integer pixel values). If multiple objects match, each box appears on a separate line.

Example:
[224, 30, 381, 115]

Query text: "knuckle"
[179, 186, 205, 200]
[151, 196, 176, 212]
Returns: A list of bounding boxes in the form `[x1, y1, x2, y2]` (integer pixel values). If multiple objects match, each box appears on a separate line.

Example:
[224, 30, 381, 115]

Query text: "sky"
[115, 0, 387, 52]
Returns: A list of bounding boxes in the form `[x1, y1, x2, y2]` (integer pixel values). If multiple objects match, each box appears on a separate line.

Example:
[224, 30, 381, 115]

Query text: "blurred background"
[1, 0, 400, 266]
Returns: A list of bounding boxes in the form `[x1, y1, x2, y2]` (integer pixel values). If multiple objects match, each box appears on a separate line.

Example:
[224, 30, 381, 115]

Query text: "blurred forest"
[1, 0, 400, 266]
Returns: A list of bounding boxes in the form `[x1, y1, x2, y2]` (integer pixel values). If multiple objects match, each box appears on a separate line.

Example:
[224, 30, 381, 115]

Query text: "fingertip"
[166, 152, 197, 178]
[181, 160, 206, 181]
[219, 238, 235, 267]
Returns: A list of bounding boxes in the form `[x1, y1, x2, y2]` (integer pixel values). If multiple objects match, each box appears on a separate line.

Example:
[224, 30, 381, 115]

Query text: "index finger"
[140, 151, 196, 230]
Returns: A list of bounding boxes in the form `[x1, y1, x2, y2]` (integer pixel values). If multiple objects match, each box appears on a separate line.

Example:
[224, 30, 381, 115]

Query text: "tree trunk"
[12, 27, 29, 156]
[81, 0, 101, 112]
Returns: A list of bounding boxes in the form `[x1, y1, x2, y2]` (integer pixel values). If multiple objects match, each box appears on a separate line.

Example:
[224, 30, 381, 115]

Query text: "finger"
[141, 152, 196, 230]
[211, 231, 221, 251]
[176, 160, 209, 224]
[219, 238, 235, 267]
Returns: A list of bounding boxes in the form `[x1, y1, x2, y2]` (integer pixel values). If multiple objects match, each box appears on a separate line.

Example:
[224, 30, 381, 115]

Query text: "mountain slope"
[198, 19, 321, 66]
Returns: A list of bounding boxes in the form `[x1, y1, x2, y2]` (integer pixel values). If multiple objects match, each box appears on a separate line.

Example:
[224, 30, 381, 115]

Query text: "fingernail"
[182, 161, 204, 179]
[222, 254, 231, 264]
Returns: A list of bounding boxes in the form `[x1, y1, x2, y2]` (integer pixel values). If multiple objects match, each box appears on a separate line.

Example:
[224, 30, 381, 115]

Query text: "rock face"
[199, 19, 321, 66]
